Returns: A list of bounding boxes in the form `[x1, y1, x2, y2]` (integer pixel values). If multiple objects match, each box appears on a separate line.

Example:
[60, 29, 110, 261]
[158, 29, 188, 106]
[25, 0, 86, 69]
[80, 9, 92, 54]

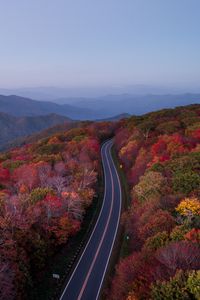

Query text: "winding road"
[60, 140, 122, 300]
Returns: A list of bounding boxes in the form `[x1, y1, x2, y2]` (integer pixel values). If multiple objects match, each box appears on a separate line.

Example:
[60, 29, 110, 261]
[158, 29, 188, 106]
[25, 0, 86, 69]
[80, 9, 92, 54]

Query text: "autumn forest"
[0, 104, 200, 299]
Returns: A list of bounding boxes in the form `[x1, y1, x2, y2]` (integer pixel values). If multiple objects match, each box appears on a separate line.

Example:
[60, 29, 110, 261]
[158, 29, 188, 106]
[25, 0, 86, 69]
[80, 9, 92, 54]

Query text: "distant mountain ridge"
[0, 112, 70, 149]
[0, 93, 200, 122]
[1, 85, 200, 100]
[62, 93, 200, 116]
[0, 94, 98, 120]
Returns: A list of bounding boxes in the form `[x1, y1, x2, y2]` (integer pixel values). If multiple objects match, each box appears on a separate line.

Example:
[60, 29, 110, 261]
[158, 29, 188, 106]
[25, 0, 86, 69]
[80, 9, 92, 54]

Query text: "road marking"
[77, 141, 115, 299]
[95, 143, 122, 300]
[59, 141, 109, 300]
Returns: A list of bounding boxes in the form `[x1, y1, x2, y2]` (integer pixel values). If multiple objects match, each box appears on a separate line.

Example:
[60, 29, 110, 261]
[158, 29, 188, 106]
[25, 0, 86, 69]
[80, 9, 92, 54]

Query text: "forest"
[0, 104, 200, 299]
[0, 121, 114, 299]
[110, 104, 200, 299]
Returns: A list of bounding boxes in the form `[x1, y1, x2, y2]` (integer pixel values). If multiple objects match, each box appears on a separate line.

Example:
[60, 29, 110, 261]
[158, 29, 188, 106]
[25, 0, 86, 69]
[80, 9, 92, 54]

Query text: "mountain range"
[0, 95, 98, 120]
[1, 93, 200, 121]
[61, 93, 200, 116]
[1, 85, 196, 100]
[1, 92, 200, 150]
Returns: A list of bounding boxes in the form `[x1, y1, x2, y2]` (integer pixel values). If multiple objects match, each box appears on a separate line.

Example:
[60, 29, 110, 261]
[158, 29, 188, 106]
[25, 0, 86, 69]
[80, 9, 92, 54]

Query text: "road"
[60, 140, 122, 300]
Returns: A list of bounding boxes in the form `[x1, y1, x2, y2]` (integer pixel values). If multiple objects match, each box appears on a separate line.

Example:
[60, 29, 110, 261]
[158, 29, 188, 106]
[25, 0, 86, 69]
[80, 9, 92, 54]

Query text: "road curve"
[59, 140, 122, 300]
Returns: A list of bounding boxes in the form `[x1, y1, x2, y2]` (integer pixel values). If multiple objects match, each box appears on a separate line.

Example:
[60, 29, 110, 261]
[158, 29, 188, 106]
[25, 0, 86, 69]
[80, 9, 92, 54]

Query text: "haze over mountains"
[61, 93, 200, 116]
[1, 85, 198, 100]
[0, 93, 200, 120]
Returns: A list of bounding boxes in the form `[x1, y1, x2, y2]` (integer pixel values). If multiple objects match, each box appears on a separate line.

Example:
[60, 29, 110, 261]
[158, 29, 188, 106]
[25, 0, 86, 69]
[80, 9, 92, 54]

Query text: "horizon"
[1, 84, 200, 101]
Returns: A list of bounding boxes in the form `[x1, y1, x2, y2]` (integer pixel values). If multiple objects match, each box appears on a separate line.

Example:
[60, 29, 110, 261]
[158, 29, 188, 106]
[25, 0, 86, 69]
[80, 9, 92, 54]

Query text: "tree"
[13, 164, 38, 191]
[62, 191, 85, 220]
[129, 147, 151, 185]
[47, 175, 66, 195]
[134, 171, 166, 203]
[151, 270, 200, 300]
[185, 228, 200, 243]
[36, 161, 52, 187]
[119, 140, 139, 169]
[139, 210, 175, 241]
[156, 241, 200, 272]
[0, 167, 10, 184]
[143, 231, 169, 253]
[176, 197, 200, 217]
[172, 171, 200, 195]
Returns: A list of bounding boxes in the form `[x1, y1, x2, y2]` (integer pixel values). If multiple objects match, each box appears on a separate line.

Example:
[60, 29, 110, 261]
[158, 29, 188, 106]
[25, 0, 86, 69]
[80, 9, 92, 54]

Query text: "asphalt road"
[59, 140, 122, 300]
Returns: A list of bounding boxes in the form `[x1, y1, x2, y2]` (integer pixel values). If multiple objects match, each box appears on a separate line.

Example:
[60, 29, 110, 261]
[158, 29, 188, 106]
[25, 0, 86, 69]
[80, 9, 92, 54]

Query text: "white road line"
[59, 141, 109, 300]
[95, 142, 122, 300]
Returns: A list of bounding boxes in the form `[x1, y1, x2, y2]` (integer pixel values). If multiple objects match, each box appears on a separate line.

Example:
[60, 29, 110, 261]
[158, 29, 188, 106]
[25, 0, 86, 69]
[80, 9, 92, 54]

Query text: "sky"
[0, 0, 200, 90]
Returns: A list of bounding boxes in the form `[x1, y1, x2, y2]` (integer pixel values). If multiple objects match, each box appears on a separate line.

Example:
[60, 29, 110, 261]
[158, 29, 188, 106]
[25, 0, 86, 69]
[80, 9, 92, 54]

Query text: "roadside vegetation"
[110, 104, 200, 300]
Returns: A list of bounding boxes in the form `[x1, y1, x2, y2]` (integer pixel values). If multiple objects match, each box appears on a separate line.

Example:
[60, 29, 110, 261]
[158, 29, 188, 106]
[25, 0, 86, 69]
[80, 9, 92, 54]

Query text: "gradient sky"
[0, 0, 200, 88]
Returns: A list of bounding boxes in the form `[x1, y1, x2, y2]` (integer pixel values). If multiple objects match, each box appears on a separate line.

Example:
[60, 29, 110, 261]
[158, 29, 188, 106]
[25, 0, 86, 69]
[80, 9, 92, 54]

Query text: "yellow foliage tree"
[176, 198, 200, 216]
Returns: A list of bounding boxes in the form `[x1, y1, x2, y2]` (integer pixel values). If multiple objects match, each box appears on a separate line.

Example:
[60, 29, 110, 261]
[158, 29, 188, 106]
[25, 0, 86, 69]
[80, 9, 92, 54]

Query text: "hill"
[0, 112, 71, 149]
[0, 94, 98, 120]
[64, 93, 200, 116]
[110, 103, 200, 300]
[1, 93, 200, 122]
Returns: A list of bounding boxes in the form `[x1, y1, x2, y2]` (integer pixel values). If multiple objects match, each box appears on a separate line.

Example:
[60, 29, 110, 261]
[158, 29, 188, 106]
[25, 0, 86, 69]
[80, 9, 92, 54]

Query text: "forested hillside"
[0, 121, 114, 299]
[0, 104, 200, 300]
[110, 104, 200, 299]
[0, 112, 71, 149]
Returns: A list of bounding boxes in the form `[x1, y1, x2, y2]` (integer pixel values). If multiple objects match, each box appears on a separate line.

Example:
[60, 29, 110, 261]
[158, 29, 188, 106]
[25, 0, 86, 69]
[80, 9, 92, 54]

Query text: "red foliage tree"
[139, 209, 175, 241]
[13, 164, 38, 191]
